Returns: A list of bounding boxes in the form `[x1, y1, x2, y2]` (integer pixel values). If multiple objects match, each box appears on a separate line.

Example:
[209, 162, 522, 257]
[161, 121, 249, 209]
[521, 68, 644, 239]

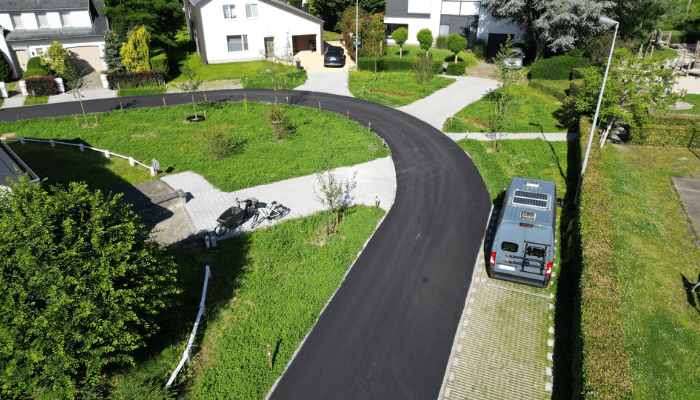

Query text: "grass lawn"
[349, 71, 455, 107]
[5, 141, 157, 190]
[0, 102, 390, 192]
[528, 79, 570, 102]
[170, 53, 306, 90]
[324, 30, 342, 41]
[663, 93, 700, 115]
[443, 85, 567, 133]
[650, 46, 678, 61]
[600, 145, 700, 398]
[24, 95, 48, 106]
[118, 85, 168, 97]
[112, 206, 385, 398]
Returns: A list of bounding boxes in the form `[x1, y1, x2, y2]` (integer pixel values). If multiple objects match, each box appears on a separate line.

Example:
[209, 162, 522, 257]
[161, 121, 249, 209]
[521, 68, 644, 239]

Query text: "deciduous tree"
[102, 0, 184, 46]
[0, 177, 179, 399]
[417, 28, 434, 56]
[446, 33, 468, 63]
[38, 41, 76, 77]
[392, 27, 408, 59]
[120, 26, 151, 72]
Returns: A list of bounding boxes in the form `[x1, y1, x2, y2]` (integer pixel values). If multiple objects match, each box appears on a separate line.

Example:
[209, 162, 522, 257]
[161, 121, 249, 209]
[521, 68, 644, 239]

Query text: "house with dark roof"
[0, 0, 108, 79]
[0, 139, 39, 189]
[184, 0, 323, 64]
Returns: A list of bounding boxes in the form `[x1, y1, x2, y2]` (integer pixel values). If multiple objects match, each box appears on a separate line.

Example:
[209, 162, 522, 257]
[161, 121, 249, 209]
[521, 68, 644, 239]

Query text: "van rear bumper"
[488, 269, 549, 288]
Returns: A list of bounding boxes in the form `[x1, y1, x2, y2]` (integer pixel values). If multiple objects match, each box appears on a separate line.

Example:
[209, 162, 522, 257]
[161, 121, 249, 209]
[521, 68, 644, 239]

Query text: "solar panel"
[515, 190, 548, 200]
[512, 197, 548, 208]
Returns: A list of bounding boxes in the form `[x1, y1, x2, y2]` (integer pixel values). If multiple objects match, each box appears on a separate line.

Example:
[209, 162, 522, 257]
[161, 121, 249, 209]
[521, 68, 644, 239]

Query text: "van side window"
[501, 242, 518, 252]
[526, 246, 546, 258]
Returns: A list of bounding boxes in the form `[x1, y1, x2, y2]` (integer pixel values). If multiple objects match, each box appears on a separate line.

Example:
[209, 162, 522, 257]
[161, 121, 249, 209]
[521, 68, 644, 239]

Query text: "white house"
[384, 0, 524, 54]
[0, 0, 108, 79]
[184, 0, 324, 64]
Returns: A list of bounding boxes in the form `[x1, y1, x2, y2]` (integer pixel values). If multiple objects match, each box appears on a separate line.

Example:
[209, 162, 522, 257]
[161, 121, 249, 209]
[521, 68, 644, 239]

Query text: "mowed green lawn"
[0, 102, 390, 192]
[349, 71, 455, 107]
[601, 145, 700, 398]
[443, 85, 567, 133]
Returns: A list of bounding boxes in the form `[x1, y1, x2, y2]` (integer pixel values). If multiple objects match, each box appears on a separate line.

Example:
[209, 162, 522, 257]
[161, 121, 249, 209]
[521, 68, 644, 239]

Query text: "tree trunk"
[455, 54, 459, 64]
[599, 121, 613, 147]
[399, 46, 403, 59]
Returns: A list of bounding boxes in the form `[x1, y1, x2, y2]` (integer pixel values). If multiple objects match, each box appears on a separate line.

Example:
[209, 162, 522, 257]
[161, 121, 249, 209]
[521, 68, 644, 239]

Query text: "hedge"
[27, 57, 44, 70]
[630, 115, 700, 148]
[150, 48, 168, 75]
[356, 57, 442, 74]
[24, 76, 58, 96]
[22, 69, 50, 78]
[0, 55, 11, 82]
[436, 35, 448, 49]
[445, 62, 468, 76]
[528, 55, 589, 80]
[669, 30, 700, 45]
[106, 70, 165, 90]
[575, 118, 633, 399]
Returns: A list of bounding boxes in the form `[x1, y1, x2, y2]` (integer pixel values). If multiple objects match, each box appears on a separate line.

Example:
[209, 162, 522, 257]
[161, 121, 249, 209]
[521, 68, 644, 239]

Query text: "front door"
[265, 37, 274, 58]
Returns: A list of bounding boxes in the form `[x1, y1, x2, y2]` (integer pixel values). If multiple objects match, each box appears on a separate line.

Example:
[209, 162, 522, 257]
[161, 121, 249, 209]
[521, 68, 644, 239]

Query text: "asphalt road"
[0, 90, 492, 399]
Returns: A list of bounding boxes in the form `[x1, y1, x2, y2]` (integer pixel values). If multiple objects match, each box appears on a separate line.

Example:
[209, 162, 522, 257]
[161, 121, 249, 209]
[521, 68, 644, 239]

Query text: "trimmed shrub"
[417, 28, 433, 54]
[445, 62, 467, 76]
[357, 57, 442, 73]
[27, 56, 44, 70]
[528, 55, 589, 80]
[150, 49, 169, 75]
[0, 56, 11, 82]
[630, 115, 700, 148]
[472, 39, 486, 60]
[106, 70, 165, 90]
[24, 76, 58, 96]
[436, 35, 448, 49]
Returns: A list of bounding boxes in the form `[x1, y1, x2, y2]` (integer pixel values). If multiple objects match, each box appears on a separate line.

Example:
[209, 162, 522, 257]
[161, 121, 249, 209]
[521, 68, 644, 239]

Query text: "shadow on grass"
[551, 133, 583, 399]
[681, 273, 700, 314]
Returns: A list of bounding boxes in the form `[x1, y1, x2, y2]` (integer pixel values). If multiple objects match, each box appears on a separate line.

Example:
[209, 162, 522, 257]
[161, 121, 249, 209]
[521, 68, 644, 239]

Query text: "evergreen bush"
[528, 55, 589, 80]
[436, 35, 448, 49]
[472, 39, 486, 60]
[0, 56, 11, 82]
[150, 49, 169, 75]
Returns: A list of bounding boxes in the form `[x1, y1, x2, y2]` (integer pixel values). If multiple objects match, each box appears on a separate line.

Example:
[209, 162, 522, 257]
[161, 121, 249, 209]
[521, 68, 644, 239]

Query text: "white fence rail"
[0, 137, 157, 176]
[164, 264, 211, 389]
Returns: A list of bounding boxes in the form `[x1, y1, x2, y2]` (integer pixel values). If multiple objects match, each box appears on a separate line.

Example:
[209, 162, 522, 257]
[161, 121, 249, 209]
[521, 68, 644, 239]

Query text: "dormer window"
[246, 4, 258, 18]
[36, 13, 49, 28]
[60, 11, 72, 27]
[223, 5, 235, 19]
[10, 13, 23, 29]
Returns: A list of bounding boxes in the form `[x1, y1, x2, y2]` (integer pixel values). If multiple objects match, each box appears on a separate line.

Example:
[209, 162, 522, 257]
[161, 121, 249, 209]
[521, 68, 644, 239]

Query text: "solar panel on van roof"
[515, 190, 547, 200]
[512, 190, 549, 209]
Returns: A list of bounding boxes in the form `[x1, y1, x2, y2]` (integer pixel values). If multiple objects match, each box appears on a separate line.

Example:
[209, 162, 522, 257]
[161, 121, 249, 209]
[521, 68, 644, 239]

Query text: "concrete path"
[48, 89, 117, 104]
[398, 75, 499, 131]
[294, 71, 353, 97]
[160, 156, 396, 239]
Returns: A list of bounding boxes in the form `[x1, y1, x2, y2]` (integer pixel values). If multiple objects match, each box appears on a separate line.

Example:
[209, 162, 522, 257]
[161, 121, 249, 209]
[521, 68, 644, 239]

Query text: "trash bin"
[295, 59, 302, 71]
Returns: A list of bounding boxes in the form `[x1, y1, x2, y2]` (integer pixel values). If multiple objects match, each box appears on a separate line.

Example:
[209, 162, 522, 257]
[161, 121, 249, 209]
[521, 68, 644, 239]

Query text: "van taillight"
[519, 223, 533, 227]
[490, 251, 495, 267]
[545, 261, 552, 277]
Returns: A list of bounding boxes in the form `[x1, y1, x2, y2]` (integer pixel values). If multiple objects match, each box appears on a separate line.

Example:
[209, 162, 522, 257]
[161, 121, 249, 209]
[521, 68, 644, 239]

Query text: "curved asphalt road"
[0, 90, 492, 399]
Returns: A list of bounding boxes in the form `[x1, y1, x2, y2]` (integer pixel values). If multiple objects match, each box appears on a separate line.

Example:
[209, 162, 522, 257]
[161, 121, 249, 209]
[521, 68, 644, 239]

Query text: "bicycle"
[214, 198, 258, 236]
[250, 201, 289, 229]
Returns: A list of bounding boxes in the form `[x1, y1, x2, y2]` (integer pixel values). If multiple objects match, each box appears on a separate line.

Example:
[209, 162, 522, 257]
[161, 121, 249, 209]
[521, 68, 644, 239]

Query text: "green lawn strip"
[457, 138, 567, 293]
[602, 145, 700, 398]
[0, 102, 389, 192]
[118, 85, 168, 97]
[172, 206, 385, 398]
[443, 85, 567, 133]
[24, 95, 48, 105]
[528, 79, 569, 102]
[663, 93, 700, 115]
[323, 30, 342, 41]
[349, 71, 454, 107]
[386, 44, 473, 63]
[169, 53, 306, 89]
[650, 46, 678, 61]
[6, 141, 157, 190]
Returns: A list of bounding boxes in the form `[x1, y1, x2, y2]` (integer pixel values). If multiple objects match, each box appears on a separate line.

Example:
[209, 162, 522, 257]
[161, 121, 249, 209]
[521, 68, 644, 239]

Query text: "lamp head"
[598, 16, 618, 26]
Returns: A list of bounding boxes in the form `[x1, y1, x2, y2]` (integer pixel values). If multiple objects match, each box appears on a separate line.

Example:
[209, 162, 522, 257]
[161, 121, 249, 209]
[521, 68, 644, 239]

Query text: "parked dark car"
[324, 46, 346, 67]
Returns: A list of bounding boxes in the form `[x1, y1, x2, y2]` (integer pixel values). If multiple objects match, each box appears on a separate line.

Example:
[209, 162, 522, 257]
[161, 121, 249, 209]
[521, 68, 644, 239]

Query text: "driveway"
[0, 90, 492, 400]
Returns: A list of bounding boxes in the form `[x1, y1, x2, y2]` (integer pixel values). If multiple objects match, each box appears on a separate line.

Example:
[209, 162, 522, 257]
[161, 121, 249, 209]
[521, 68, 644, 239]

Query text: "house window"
[60, 11, 72, 27]
[223, 5, 236, 19]
[36, 13, 49, 28]
[246, 4, 258, 18]
[227, 35, 248, 52]
[10, 13, 23, 29]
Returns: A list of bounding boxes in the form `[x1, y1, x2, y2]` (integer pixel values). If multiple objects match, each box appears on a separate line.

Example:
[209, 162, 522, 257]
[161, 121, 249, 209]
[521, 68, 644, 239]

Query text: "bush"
[27, 56, 44, 70]
[0, 177, 179, 399]
[417, 29, 433, 54]
[357, 57, 442, 73]
[106, 70, 165, 89]
[472, 39, 486, 60]
[445, 62, 467, 76]
[24, 75, 58, 96]
[150, 48, 168, 75]
[0, 56, 11, 82]
[528, 55, 589, 80]
[206, 124, 241, 160]
[436, 35, 448, 49]
[413, 52, 435, 84]
[267, 104, 295, 140]
[630, 115, 700, 148]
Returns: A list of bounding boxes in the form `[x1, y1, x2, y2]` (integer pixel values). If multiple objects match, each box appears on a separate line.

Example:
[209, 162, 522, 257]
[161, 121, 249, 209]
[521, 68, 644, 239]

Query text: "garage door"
[293, 34, 316, 52]
[487, 33, 510, 57]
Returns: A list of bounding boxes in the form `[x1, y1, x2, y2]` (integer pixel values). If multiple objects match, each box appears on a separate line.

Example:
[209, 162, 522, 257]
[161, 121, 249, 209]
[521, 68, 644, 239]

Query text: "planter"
[100, 74, 109, 89]
[0, 82, 7, 98]
[19, 80, 28, 96]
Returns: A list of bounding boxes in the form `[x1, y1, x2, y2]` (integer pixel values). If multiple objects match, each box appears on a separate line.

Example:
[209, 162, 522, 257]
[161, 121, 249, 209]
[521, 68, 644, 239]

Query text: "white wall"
[200, 0, 322, 64]
[477, 6, 524, 43]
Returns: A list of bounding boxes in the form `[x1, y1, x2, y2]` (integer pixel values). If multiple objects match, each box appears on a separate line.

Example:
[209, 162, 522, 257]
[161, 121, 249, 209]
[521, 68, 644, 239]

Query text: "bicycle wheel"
[251, 211, 264, 229]
[214, 224, 227, 236]
[275, 205, 289, 220]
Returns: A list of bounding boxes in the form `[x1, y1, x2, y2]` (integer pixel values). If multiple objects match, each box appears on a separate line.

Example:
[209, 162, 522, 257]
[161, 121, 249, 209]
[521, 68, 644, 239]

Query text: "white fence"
[0, 137, 157, 176]
[164, 264, 212, 389]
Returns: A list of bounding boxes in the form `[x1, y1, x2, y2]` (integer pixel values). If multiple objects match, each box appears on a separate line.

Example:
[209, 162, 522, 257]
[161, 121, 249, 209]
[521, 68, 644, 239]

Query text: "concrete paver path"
[160, 156, 396, 238]
[294, 71, 353, 97]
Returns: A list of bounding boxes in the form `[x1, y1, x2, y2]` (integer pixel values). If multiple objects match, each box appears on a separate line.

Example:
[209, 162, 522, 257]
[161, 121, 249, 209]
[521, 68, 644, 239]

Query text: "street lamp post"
[355, 0, 359, 61]
[574, 16, 619, 205]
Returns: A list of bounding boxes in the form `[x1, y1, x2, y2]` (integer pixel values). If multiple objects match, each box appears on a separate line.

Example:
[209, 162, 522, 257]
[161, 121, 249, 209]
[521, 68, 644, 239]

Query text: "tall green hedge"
[356, 57, 442, 73]
[575, 119, 633, 399]
[528, 55, 589, 80]
[630, 115, 700, 148]
[150, 48, 168, 75]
